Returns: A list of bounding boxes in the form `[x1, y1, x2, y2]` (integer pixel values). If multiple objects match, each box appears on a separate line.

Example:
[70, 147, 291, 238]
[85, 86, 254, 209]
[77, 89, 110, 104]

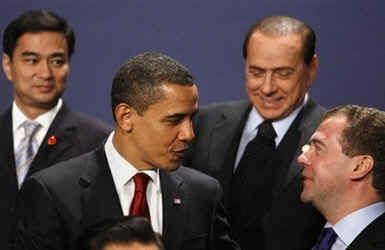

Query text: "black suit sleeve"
[210, 180, 240, 250]
[12, 176, 68, 250]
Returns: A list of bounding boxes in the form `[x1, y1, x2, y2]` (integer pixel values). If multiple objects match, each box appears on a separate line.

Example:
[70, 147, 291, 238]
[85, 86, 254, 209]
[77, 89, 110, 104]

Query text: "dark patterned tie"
[130, 173, 151, 222]
[235, 121, 277, 173]
[315, 227, 338, 250]
[15, 120, 41, 188]
[230, 121, 277, 238]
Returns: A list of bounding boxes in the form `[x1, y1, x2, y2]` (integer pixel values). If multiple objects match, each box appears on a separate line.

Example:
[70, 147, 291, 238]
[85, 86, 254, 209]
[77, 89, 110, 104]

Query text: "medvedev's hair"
[111, 52, 194, 120]
[242, 15, 316, 65]
[77, 216, 164, 250]
[3, 9, 75, 59]
[323, 104, 385, 198]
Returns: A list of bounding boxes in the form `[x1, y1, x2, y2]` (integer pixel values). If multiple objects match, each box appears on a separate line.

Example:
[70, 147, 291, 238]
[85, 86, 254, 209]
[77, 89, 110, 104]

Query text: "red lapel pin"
[47, 136, 57, 146]
[173, 198, 182, 205]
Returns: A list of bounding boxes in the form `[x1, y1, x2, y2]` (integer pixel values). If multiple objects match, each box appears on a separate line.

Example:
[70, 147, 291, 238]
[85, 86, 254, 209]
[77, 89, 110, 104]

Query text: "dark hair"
[3, 9, 75, 59]
[242, 15, 316, 65]
[77, 216, 164, 250]
[322, 105, 385, 198]
[111, 52, 194, 120]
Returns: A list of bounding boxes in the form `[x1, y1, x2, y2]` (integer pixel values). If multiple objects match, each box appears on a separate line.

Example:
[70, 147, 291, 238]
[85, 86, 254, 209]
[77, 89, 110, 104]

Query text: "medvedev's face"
[298, 115, 353, 208]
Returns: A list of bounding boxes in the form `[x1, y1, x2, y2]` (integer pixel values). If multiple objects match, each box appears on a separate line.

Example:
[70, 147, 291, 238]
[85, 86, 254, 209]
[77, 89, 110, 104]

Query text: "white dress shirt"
[12, 98, 63, 152]
[321, 201, 385, 250]
[104, 132, 163, 234]
[234, 94, 308, 170]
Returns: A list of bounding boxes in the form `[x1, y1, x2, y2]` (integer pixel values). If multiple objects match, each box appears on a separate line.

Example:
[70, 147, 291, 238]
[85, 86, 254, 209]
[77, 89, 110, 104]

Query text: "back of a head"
[77, 216, 164, 250]
[2, 9, 75, 58]
[243, 15, 316, 64]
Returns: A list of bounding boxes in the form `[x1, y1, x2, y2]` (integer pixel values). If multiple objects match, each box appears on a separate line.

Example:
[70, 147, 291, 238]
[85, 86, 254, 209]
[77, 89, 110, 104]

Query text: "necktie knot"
[23, 120, 41, 137]
[257, 121, 276, 145]
[316, 227, 338, 250]
[133, 173, 150, 193]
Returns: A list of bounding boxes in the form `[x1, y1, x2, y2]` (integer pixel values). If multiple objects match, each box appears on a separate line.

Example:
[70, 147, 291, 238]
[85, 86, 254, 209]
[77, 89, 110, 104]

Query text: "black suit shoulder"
[55, 105, 112, 150]
[174, 166, 220, 186]
[347, 212, 385, 250]
[30, 149, 97, 185]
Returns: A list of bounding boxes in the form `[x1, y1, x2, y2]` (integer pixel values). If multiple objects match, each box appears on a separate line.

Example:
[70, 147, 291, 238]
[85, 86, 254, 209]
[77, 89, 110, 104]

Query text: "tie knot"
[316, 227, 338, 250]
[133, 173, 150, 193]
[23, 120, 41, 137]
[257, 121, 276, 141]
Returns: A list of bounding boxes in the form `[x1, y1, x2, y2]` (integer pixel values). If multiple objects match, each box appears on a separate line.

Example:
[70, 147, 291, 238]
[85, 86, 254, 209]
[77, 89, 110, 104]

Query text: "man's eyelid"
[275, 68, 294, 74]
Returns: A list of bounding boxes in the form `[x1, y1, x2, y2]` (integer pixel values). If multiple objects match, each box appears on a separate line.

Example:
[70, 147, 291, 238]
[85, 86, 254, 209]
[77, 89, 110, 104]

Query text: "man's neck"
[15, 100, 57, 120]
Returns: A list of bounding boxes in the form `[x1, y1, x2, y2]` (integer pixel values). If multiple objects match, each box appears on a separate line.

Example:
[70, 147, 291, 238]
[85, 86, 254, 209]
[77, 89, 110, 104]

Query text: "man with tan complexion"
[184, 15, 326, 250]
[0, 10, 111, 249]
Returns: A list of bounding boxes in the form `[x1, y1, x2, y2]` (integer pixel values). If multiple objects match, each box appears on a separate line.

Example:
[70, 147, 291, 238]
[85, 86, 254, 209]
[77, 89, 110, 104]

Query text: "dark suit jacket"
[13, 145, 240, 250]
[184, 99, 326, 250]
[346, 212, 385, 250]
[0, 104, 111, 249]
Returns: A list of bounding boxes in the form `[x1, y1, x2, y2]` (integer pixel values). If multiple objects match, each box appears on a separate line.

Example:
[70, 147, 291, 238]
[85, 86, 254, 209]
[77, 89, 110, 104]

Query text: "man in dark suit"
[298, 105, 385, 250]
[0, 10, 111, 249]
[13, 52, 239, 250]
[184, 15, 325, 250]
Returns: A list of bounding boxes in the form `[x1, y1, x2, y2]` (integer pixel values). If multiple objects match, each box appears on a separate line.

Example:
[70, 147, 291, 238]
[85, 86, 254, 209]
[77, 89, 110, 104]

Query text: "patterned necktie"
[230, 121, 277, 231]
[315, 227, 338, 250]
[15, 120, 41, 188]
[129, 173, 151, 222]
[236, 121, 277, 172]
[256, 121, 277, 148]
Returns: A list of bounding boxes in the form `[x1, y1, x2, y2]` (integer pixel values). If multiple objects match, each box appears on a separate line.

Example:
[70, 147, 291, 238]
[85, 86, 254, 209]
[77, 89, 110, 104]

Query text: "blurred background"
[1, 0, 384, 123]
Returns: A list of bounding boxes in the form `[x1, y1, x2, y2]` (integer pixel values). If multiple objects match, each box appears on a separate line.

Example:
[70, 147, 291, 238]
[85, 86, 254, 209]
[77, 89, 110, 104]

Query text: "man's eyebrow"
[50, 52, 67, 58]
[309, 137, 326, 148]
[163, 112, 188, 120]
[248, 65, 264, 71]
[21, 51, 39, 57]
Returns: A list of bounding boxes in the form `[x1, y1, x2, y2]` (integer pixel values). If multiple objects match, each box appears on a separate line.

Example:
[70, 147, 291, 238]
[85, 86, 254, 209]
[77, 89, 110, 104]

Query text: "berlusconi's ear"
[307, 54, 319, 88]
[351, 155, 374, 180]
[114, 103, 136, 132]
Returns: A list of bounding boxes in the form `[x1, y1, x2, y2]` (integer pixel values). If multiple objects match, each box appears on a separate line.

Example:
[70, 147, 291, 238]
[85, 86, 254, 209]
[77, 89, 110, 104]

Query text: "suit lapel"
[79, 146, 123, 230]
[284, 99, 324, 186]
[0, 107, 18, 193]
[209, 101, 251, 204]
[160, 169, 186, 250]
[29, 104, 77, 174]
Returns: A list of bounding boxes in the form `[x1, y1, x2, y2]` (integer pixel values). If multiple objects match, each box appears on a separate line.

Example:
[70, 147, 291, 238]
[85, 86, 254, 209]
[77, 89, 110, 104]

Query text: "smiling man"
[298, 105, 385, 250]
[0, 10, 111, 249]
[184, 15, 326, 250]
[13, 52, 239, 250]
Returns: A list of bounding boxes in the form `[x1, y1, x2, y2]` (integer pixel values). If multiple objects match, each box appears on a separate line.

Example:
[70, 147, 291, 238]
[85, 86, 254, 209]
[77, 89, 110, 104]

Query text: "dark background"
[1, 1, 384, 124]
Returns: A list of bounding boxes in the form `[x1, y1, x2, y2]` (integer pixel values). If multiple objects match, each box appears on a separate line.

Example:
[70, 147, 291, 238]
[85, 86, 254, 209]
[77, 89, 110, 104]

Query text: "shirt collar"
[245, 94, 308, 145]
[12, 98, 63, 132]
[104, 132, 160, 192]
[326, 201, 385, 246]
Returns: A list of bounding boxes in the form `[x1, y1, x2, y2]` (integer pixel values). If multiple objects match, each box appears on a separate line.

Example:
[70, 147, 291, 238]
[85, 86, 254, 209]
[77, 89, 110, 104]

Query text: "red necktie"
[129, 173, 151, 222]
